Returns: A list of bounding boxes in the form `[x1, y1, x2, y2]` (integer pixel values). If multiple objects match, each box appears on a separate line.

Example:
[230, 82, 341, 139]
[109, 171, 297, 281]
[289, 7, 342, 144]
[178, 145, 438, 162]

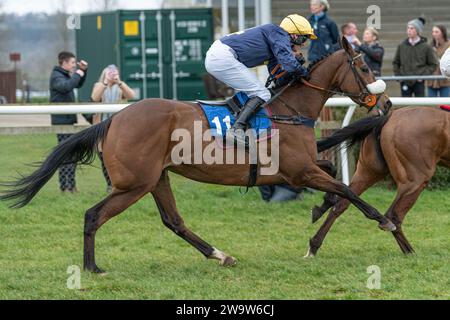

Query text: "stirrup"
[234, 96, 266, 128]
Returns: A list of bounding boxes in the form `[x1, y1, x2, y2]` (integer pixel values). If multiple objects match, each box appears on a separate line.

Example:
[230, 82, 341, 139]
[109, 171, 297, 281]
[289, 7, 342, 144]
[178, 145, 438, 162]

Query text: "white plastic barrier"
[1, 97, 450, 114]
[1, 97, 450, 183]
[0, 104, 127, 114]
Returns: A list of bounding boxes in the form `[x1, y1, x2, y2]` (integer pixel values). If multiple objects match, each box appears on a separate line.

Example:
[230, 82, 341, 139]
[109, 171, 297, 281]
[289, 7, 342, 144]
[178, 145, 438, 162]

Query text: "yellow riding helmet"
[280, 14, 318, 40]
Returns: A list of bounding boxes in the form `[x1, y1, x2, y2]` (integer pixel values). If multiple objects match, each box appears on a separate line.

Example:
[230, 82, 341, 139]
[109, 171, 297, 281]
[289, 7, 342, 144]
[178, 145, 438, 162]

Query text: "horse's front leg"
[284, 163, 396, 233]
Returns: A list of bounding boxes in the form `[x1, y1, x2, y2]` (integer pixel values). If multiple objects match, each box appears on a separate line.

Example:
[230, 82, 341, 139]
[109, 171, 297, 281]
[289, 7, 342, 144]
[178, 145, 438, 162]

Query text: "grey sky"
[2, 0, 164, 14]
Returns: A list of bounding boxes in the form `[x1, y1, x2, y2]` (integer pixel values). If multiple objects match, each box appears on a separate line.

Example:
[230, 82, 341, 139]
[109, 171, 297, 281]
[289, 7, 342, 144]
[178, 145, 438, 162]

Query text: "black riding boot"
[229, 96, 265, 144]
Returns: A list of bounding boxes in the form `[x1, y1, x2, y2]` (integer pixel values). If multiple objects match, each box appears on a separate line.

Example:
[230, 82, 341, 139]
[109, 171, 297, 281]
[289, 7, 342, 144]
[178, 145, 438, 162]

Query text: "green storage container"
[75, 8, 214, 102]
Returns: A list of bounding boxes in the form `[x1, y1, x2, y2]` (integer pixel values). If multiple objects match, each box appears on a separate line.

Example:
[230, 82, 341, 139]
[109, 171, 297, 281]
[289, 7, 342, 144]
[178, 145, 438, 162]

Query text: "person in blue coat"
[205, 14, 317, 144]
[307, 0, 339, 62]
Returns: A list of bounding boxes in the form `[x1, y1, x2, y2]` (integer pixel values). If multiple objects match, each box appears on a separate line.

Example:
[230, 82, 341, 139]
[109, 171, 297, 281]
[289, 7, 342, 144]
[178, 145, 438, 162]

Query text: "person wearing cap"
[393, 18, 439, 97]
[205, 14, 316, 143]
[307, 0, 339, 62]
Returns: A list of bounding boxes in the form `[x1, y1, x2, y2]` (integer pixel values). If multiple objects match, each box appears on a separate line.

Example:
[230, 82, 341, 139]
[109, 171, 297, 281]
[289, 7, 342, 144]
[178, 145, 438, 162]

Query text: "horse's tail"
[317, 115, 389, 153]
[0, 118, 113, 208]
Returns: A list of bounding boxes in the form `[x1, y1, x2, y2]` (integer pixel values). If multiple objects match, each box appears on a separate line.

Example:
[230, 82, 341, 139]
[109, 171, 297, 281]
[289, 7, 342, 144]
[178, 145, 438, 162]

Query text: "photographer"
[91, 65, 135, 192]
[91, 64, 134, 122]
[49, 51, 88, 193]
[352, 27, 384, 76]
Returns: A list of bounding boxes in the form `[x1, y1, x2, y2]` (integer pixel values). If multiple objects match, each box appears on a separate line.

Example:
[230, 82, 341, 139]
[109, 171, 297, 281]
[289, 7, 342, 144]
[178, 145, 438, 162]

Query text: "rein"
[255, 79, 317, 127]
[300, 53, 378, 108]
[262, 53, 380, 125]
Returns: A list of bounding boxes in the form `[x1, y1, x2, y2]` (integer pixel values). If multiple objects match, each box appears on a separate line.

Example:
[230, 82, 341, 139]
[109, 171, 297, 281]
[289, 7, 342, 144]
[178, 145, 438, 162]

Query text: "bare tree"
[53, 0, 75, 52]
[0, 0, 4, 35]
[0, 0, 8, 70]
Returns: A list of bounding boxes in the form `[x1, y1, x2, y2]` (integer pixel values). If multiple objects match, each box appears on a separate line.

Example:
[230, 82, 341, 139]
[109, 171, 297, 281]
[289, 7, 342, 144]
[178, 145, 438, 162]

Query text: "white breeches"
[205, 40, 271, 102]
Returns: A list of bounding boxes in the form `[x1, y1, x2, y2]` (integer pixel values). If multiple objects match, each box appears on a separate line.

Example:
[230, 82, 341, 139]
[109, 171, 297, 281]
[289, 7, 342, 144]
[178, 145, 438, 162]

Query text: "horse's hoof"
[85, 265, 107, 275]
[378, 220, 397, 232]
[311, 206, 324, 224]
[220, 256, 237, 267]
[303, 248, 315, 259]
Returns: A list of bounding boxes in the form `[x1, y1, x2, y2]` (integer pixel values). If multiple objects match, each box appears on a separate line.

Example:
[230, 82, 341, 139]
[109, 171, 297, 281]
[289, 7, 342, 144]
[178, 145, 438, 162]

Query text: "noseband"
[261, 53, 386, 126]
[301, 53, 381, 111]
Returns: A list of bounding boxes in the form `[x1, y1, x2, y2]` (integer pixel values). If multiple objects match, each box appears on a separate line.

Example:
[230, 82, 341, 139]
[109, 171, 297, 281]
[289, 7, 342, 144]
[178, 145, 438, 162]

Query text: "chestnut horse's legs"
[311, 192, 339, 224]
[306, 167, 385, 257]
[312, 160, 339, 224]
[391, 227, 415, 254]
[152, 171, 236, 267]
[84, 186, 149, 273]
[285, 164, 395, 243]
[385, 182, 428, 254]
[316, 160, 338, 178]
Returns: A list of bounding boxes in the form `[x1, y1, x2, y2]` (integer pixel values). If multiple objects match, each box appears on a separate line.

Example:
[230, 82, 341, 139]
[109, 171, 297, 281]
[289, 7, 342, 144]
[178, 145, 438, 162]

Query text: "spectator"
[259, 185, 305, 203]
[441, 46, 450, 78]
[352, 27, 384, 76]
[49, 51, 88, 193]
[426, 25, 450, 97]
[393, 18, 439, 97]
[91, 65, 135, 192]
[307, 0, 339, 62]
[340, 22, 359, 49]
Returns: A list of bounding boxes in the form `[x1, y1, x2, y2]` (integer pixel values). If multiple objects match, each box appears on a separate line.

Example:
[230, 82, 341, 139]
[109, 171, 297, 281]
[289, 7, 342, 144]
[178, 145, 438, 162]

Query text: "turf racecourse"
[0, 134, 448, 300]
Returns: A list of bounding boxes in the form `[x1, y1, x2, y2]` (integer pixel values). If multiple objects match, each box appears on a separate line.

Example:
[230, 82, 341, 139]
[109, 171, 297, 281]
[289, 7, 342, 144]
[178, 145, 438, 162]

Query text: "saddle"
[196, 92, 273, 190]
[197, 92, 249, 117]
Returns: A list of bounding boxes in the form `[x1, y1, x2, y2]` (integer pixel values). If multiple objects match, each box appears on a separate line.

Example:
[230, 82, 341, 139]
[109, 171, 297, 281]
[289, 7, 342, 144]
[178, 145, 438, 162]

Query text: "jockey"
[205, 14, 316, 143]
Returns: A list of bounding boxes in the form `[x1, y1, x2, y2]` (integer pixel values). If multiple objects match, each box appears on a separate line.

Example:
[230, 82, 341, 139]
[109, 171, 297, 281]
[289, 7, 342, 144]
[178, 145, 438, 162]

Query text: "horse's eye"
[360, 65, 369, 73]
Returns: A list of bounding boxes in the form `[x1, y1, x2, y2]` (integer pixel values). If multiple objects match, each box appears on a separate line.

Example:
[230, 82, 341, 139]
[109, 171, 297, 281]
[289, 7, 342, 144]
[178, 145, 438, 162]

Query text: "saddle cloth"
[197, 92, 274, 141]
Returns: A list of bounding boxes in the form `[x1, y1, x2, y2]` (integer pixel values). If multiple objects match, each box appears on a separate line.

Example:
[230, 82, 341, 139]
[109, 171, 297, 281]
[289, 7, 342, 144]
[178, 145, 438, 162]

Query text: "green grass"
[0, 134, 449, 300]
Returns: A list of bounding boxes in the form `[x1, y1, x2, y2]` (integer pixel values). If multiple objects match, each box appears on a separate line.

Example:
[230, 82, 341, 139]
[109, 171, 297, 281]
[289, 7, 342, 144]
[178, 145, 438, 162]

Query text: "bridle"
[300, 52, 380, 110]
[262, 51, 385, 126]
[283, 16, 380, 109]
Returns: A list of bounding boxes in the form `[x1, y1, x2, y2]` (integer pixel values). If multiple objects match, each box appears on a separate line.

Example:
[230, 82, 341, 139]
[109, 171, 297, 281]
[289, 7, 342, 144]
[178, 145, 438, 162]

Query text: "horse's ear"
[340, 36, 355, 55]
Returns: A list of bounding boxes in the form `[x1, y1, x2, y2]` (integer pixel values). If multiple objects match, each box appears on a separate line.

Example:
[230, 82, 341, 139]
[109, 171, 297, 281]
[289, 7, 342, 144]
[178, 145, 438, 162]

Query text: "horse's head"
[333, 36, 392, 114]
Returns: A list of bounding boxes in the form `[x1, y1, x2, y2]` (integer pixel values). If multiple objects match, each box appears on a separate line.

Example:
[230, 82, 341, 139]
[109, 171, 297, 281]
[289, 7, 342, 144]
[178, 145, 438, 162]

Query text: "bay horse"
[0, 37, 394, 273]
[307, 106, 450, 257]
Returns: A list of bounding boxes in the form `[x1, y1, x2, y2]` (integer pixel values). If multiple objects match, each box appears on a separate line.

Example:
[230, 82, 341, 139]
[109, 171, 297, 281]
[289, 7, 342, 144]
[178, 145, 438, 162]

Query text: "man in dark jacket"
[393, 18, 439, 97]
[49, 51, 88, 192]
[308, 0, 339, 62]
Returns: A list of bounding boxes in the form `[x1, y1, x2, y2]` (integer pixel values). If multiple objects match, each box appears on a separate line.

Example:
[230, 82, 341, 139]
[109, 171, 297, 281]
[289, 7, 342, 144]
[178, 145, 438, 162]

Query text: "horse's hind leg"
[152, 170, 236, 267]
[311, 160, 339, 223]
[306, 165, 385, 257]
[311, 192, 339, 224]
[385, 182, 428, 254]
[84, 186, 149, 273]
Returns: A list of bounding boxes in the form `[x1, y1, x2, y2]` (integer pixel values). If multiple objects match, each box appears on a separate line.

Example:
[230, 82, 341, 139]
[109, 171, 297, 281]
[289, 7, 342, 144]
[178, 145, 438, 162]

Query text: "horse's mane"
[272, 50, 344, 90]
[307, 49, 346, 73]
[307, 53, 333, 72]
